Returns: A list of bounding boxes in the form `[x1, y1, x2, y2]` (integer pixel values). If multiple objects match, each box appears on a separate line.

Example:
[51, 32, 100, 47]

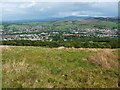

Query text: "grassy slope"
[2, 46, 118, 88]
[3, 19, 117, 32]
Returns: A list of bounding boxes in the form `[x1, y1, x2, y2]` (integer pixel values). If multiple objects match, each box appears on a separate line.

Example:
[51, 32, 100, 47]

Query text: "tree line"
[1, 37, 119, 48]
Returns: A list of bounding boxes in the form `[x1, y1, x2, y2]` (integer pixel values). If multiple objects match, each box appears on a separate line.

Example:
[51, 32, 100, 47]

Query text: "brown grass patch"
[87, 50, 118, 69]
[3, 60, 29, 74]
[0, 45, 11, 52]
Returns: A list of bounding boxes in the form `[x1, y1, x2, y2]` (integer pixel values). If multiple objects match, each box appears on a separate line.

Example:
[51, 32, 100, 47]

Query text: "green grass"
[2, 46, 118, 88]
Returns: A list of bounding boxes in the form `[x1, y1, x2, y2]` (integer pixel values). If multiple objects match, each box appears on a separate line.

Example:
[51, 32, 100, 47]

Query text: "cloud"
[54, 10, 103, 17]
[19, 0, 36, 8]
[55, 11, 87, 17]
[39, 8, 45, 12]
[1, 2, 118, 21]
[1, 0, 119, 2]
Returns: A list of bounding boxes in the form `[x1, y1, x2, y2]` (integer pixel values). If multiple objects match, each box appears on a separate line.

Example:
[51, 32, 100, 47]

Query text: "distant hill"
[2, 16, 117, 24]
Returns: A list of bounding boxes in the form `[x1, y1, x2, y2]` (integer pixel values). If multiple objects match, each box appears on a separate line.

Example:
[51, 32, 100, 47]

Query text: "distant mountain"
[45, 16, 94, 21]
[2, 16, 117, 24]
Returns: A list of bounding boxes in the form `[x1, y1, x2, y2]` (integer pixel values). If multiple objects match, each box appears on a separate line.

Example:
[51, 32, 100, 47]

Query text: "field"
[1, 46, 119, 88]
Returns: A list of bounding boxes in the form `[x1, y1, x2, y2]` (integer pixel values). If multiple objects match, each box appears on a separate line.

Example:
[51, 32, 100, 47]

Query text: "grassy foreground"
[1, 46, 119, 88]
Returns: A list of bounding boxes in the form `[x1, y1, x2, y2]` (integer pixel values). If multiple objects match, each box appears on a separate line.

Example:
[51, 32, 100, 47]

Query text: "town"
[1, 28, 118, 41]
[1, 18, 118, 41]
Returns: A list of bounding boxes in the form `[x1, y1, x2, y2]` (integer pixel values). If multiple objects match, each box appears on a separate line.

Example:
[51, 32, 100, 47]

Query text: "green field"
[2, 46, 118, 88]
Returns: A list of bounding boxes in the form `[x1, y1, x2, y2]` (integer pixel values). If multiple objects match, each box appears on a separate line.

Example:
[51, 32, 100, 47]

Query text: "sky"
[0, 0, 118, 21]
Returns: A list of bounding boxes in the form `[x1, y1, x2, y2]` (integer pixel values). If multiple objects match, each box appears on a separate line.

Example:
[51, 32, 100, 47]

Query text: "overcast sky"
[0, 0, 118, 21]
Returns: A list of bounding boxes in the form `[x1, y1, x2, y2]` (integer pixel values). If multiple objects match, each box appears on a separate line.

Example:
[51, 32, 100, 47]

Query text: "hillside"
[1, 46, 118, 88]
[1, 18, 119, 49]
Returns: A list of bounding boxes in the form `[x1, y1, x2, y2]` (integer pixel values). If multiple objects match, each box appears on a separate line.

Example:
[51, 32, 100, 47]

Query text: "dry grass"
[0, 45, 11, 52]
[3, 60, 29, 74]
[87, 49, 118, 69]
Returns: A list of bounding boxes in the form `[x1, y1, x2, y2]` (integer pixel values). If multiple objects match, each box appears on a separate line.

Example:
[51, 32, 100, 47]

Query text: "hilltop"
[2, 46, 118, 88]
